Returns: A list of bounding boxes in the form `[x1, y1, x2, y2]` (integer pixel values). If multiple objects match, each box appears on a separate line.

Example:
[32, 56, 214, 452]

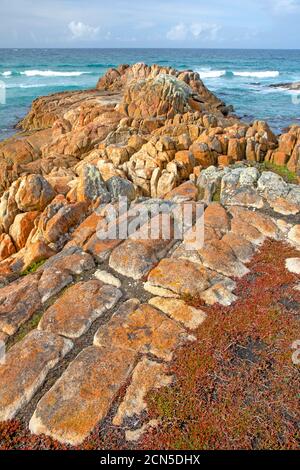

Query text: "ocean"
[1, 48, 300, 140]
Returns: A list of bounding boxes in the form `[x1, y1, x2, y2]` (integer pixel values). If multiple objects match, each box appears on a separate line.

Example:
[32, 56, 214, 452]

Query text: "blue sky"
[0, 0, 300, 48]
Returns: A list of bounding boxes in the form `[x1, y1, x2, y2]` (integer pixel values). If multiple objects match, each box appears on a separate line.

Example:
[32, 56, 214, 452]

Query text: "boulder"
[77, 164, 110, 204]
[106, 176, 136, 202]
[9, 211, 39, 251]
[15, 175, 55, 212]
[0, 234, 16, 261]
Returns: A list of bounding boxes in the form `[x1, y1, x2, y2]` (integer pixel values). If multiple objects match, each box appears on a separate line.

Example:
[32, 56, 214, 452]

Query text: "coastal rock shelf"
[0, 62, 299, 446]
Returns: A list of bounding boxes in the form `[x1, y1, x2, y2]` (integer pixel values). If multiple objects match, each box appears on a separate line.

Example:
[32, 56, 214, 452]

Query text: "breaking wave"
[197, 69, 280, 80]
[20, 70, 91, 77]
[233, 71, 280, 78]
[197, 70, 226, 79]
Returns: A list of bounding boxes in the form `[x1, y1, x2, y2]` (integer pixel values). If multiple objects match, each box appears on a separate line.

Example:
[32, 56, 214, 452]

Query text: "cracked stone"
[113, 358, 172, 426]
[146, 258, 210, 297]
[199, 239, 249, 278]
[222, 232, 256, 263]
[0, 330, 72, 420]
[149, 297, 207, 330]
[230, 207, 279, 239]
[0, 274, 42, 336]
[38, 247, 95, 303]
[94, 300, 193, 362]
[39, 280, 122, 339]
[231, 218, 265, 245]
[29, 344, 135, 446]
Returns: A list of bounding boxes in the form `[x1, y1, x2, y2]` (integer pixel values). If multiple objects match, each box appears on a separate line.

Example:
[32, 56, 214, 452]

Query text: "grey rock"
[107, 176, 136, 202]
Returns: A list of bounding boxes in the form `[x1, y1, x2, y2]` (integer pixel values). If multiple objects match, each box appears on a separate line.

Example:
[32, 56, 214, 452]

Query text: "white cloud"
[272, 0, 300, 13]
[166, 22, 220, 41]
[166, 23, 187, 41]
[68, 21, 100, 40]
[190, 23, 220, 40]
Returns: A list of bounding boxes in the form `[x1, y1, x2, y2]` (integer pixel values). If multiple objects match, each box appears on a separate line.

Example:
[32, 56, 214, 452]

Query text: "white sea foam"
[20, 70, 90, 77]
[233, 71, 280, 78]
[1, 71, 12, 77]
[198, 70, 226, 79]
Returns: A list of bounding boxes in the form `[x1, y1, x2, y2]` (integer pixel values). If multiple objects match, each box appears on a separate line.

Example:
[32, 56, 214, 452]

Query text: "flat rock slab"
[0, 330, 72, 420]
[230, 207, 279, 239]
[94, 300, 193, 362]
[222, 232, 255, 263]
[38, 247, 95, 304]
[39, 280, 122, 339]
[231, 219, 265, 246]
[113, 357, 172, 426]
[145, 258, 210, 298]
[30, 345, 136, 446]
[109, 238, 175, 280]
[270, 197, 299, 216]
[149, 297, 207, 330]
[199, 239, 249, 278]
[109, 212, 177, 280]
[0, 274, 42, 335]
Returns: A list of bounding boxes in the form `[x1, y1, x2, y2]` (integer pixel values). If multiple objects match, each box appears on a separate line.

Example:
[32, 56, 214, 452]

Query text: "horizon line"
[1, 47, 300, 51]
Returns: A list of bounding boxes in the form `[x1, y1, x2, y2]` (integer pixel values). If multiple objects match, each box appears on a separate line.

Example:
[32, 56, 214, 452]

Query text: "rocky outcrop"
[96, 63, 229, 114]
[0, 62, 299, 447]
[270, 82, 300, 90]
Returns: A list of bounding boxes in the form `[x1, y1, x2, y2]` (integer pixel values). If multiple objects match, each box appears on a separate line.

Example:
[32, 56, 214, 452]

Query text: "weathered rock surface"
[113, 358, 172, 426]
[29, 344, 135, 445]
[38, 247, 95, 303]
[94, 300, 193, 361]
[0, 274, 41, 335]
[15, 174, 56, 212]
[0, 62, 299, 446]
[145, 258, 210, 298]
[39, 280, 122, 338]
[149, 297, 207, 330]
[0, 330, 72, 420]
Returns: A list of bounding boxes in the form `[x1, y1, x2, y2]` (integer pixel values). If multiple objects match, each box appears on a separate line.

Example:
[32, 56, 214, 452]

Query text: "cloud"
[271, 0, 300, 13]
[166, 22, 220, 41]
[190, 23, 220, 40]
[68, 21, 100, 40]
[166, 23, 188, 41]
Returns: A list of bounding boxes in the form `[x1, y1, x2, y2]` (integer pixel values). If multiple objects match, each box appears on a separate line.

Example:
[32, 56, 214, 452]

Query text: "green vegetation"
[7, 311, 43, 350]
[21, 259, 46, 276]
[212, 184, 221, 202]
[260, 162, 298, 184]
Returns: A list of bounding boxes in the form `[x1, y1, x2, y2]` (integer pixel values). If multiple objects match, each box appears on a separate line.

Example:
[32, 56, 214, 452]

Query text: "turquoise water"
[1, 48, 300, 140]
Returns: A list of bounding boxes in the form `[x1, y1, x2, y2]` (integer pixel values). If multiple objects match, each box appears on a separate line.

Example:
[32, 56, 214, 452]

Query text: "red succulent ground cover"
[139, 240, 300, 450]
[0, 239, 299, 450]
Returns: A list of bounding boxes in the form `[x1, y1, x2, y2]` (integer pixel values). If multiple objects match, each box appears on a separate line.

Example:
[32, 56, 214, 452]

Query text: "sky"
[0, 0, 300, 49]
